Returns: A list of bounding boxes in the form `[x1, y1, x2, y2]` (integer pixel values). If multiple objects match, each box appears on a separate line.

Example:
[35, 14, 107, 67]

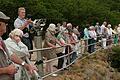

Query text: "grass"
[44, 49, 120, 80]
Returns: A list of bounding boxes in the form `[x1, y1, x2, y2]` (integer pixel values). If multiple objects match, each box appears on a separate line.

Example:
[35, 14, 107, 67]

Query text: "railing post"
[34, 35, 44, 77]
[67, 46, 71, 70]
[80, 39, 83, 54]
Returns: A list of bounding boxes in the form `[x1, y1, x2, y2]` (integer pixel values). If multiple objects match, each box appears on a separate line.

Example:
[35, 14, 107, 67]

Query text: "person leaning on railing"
[4, 29, 31, 80]
[67, 28, 77, 63]
[42, 23, 64, 76]
[106, 24, 113, 48]
[88, 26, 97, 53]
[101, 27, 108, 49]
[0, 11, 37, 80]
[83, 24, 90, 52]
[117, 24, 120, 43]
[56, 31, 68, 69]
[112, 25, 119, 45]
[95, 22, 102, 46]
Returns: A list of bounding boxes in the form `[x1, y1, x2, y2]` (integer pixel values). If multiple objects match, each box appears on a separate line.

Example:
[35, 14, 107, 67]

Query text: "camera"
[31, 19, 46, 36]
[33, 19, 46, 28]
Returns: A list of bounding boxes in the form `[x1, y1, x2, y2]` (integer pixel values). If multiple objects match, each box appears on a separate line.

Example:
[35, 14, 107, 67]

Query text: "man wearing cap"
[0, 11, 37, 80]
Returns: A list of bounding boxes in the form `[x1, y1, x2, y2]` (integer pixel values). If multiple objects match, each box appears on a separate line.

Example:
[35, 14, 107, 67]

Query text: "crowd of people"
[0, 6, 120, 80]
[84, 22, 120, 53]
[43, 22, 80, 76]
[43, 21, 120, 76]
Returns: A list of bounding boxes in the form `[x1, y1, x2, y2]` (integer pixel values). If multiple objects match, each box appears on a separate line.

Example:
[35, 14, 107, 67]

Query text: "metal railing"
[24, 34, 118, 80]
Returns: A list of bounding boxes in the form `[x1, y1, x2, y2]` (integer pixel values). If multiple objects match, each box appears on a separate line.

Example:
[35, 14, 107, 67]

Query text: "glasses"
[15, 35, 22, 38]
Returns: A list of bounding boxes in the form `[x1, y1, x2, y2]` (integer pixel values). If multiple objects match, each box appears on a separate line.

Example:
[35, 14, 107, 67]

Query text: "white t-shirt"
[117, 27, 120, 34]
[107, 28, 112, 36]
[59, 26, 66, 32]
[101, 24, 105, 33]
[89, 30, 97, 40]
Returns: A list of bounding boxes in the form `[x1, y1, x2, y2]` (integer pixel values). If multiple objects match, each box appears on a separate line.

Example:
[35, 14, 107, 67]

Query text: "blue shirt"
[84, 28, 90, 39]
[14, 17, 29, 37]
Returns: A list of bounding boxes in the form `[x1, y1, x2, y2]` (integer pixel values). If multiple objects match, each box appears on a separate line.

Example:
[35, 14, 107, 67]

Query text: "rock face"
[45, 49, 120, 80]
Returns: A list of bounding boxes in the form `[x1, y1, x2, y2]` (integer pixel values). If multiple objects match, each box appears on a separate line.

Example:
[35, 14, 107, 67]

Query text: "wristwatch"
[21, 61, 25, 66]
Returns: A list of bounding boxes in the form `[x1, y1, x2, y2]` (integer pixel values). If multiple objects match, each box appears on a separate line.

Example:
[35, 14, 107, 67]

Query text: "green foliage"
[108, 45, 120, 71]
[0, 0, 120, 28]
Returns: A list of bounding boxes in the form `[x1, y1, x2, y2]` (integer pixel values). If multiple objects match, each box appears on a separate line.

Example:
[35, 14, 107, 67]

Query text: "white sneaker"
[51, 73, 58, 77]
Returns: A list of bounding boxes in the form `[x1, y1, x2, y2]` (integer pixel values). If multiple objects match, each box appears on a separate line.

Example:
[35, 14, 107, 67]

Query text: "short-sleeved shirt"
[107, 28, 112, 37]
[95, 25, 102, 35]
[89, 31, 97, 39]
[42, 31, 57, 59]
[84, 28, 90, 39]
[14, 17, 29, 38]
[57, 33, 66, 43]
[101, 24, 106, 34]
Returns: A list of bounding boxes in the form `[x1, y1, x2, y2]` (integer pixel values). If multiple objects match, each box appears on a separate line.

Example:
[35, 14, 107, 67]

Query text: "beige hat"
[47, 23, 56, 32]
[9, 29, 23, 37]
[0, 11, 10, 22]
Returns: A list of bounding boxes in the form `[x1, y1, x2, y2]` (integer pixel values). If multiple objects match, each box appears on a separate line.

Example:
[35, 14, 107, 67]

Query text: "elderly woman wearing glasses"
[4, 29, 29, 58]
[4, 29, 30, 80]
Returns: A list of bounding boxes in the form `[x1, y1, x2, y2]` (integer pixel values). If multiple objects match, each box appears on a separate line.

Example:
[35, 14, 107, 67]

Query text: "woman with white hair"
[4, 29, 30, 80]
[43, 23, 63, 76]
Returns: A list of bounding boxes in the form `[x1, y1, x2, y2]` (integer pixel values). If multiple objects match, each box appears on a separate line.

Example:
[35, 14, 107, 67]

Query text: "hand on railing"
[62, 43, 71, 46]
[25, 57, 41, 80]
[60, 43, 65, 47]
[52, 46, 57, 49]
[24, 63, 38, 74]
